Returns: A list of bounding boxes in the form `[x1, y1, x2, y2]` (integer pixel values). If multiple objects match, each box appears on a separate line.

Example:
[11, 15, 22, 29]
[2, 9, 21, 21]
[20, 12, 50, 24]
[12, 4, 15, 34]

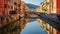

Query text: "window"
[14, 8, 18, 11]
[4, 4, 7, 8]
[14, 2, 17, 5]
[9, 11, 17, 14]
[18, 4, 20, 7]
[8, 5, 10, 8]
[8, 0, 10, 1]
[11, 6, 13, 9]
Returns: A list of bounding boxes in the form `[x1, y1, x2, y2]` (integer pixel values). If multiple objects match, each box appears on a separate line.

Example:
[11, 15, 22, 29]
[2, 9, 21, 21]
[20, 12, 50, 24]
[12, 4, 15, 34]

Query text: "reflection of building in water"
[0, 0, 30, 34]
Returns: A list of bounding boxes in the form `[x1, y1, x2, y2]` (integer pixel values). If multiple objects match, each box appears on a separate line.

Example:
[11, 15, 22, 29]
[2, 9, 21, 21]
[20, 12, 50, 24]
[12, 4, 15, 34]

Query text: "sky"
[21, 0, 44, 5]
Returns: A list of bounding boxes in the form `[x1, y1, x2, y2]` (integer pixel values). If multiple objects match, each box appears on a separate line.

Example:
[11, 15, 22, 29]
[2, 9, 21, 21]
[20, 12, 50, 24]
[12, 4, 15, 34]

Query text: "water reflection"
[28, 18, 36, 22]
[0, 16, 46, 34]
[0, 16, 28, 34]
[21, 19, 47, 34]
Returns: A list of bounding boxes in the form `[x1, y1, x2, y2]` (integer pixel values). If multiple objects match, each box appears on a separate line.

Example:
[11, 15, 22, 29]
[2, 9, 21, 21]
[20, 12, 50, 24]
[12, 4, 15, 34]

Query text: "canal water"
[21, 19, 47, 34]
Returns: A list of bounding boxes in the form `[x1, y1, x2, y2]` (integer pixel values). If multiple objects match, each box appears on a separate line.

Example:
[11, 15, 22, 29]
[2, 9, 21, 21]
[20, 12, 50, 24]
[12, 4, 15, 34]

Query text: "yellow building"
[44, 0, 57, 14]
[35, 2, 45, 13]
[36, 0, 59, 34]
[51, 0, 57, 13]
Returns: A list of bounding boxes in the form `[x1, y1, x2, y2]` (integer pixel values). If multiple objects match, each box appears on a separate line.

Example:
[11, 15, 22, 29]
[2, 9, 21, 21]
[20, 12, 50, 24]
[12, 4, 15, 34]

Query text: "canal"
[21, 19, 47, 34]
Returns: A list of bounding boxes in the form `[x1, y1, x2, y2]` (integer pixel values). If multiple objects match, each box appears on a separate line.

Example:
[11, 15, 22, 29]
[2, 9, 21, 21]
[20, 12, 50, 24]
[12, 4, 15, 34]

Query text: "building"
[0, 0, 8, 15]
[35, 2, 44, 13]
[20, 1, 30, 24]
[36, 0, 60, 34]
[0, 0, 22, 34]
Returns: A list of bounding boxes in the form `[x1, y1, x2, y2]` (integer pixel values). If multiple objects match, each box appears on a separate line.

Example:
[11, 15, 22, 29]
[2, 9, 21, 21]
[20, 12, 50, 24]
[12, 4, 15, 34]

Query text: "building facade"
[36, 0, 60, 34]
[0, 0, 8, 15]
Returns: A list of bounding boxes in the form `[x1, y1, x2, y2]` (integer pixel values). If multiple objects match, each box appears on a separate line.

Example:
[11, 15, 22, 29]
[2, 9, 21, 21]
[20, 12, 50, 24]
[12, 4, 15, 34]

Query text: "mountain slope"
[26, 3, 38, 9]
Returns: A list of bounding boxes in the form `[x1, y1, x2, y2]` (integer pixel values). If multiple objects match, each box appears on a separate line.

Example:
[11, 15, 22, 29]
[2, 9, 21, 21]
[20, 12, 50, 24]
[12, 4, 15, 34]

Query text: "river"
[21, 19, 47, 34]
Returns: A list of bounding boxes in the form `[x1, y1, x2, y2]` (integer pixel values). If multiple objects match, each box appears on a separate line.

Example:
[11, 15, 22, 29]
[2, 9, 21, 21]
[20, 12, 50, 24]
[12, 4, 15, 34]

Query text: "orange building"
[57, 0, 60, 14]
[0, 0, 14, 15]
[0, 0, 21, 15]
[4, 0, 8, 15]
[0, 0, 4, 15]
